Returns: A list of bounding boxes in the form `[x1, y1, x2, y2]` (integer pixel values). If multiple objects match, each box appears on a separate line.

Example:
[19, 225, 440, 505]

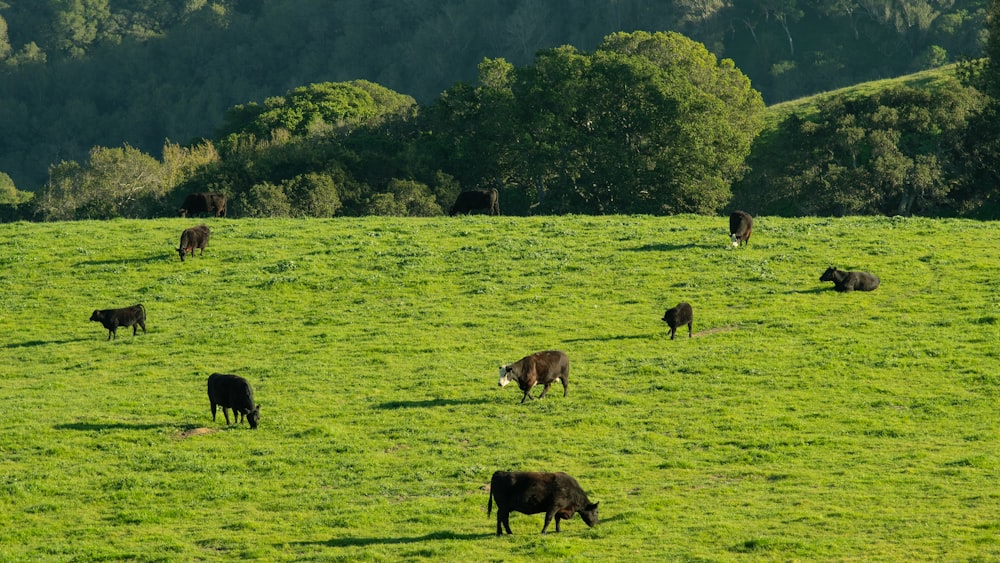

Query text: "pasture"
[0, 215, 997, 561]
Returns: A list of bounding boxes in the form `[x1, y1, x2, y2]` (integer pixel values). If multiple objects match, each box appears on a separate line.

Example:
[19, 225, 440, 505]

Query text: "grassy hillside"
[763, 63, 963, 128]
[0, 215, 997, 561]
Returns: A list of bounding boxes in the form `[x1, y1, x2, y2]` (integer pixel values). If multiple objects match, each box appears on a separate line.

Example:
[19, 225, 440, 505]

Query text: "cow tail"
[487, 488, 493, 517]
[137, 303, 146, 319]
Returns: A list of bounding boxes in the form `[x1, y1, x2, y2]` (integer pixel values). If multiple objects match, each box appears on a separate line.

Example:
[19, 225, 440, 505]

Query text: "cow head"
[498, 365, 515, 387]
[820, 266, 837, 282]
[730, 233, 740, 247]
[177, 246, 187, 261]
[89, 310, 102, 322]
[579, 502, 600, 527]
[244, 404, 261, 429]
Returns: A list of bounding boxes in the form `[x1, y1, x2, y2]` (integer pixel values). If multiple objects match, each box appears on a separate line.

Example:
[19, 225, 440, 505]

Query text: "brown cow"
[177, 224, 210, 262]
[450, 188, 500, 216]
[488, 471, 599, 535]
[179, 192, 227, 218]
[729, 210, 753, 247]
[498, 350, 569, 404]
[89, 304, 146, 340]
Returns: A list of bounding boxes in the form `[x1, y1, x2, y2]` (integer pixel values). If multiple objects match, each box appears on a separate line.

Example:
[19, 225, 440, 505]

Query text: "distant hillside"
[0, 1, 988, 189]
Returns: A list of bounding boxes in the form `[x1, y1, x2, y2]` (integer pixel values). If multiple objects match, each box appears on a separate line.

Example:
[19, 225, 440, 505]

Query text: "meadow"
[0, 215, 997, 562]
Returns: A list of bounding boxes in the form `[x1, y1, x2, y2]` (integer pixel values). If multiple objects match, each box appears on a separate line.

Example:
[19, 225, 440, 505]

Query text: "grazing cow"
[179, 192, 227, 218]
[820, 266, 880, 292]
[89, 304, 146, 340]
[662, 302, 693, 339]
[177, 224, 210, 262]
[498, 350, 569, 404]
[207, 373, 260, 429]
[488, 471, 599, 535]
[450, 188, 500, 216]
[729, 210, 753, 247]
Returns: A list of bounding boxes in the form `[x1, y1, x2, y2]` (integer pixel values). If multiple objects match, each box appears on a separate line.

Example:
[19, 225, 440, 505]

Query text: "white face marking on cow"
[498, 365, 513, 387]
[731, 234, 739, 247]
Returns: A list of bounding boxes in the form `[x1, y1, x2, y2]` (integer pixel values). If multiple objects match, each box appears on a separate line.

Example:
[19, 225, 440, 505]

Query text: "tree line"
[0, 0, 990, 191]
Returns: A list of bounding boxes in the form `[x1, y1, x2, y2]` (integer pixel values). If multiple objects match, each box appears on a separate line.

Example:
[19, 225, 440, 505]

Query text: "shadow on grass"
[292, 531, 492, 548]
[75, 253, 172, 267]
[564, 333, 651, 343]
[55, 422, 178, 432]
[376, 398, 493, 409]
[629, 243, 715, 252]
[786, 287, 828, 294]
[4, 337, 91, 349]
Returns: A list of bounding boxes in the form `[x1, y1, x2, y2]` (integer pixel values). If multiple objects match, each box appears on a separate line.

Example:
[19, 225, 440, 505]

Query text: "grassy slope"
[0, 216, 997, 562]
[763, 64, 963, 128]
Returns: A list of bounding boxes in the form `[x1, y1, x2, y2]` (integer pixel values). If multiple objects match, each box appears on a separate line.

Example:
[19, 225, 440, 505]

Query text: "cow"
[488, 471, 599, 535]
[89, 304, 146, 340]
[179, 192, 227, 218]
[819, 266, 880, 292]
[207, 373, 260, 429]
[450, 188, 500, 216]
[177, 224, 210, 262]
[729, 210, 753, 247]
[498, 350, 569, 404]
[662, 302, 693, 340]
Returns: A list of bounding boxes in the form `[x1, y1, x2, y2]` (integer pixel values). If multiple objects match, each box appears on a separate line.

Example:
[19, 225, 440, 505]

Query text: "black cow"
[498, 350, 569, 404]
[207, 373, 260, 429]
[662, 302, 693, 339]
[488, 471, 599, 535]
[89, 304, 146, 340]
[450, 188, 500, 216]
[179, 192, 227, 218]
[820, 266, 880, 292]
[729, 210, 753, 247]
[177, 224, 210, 262]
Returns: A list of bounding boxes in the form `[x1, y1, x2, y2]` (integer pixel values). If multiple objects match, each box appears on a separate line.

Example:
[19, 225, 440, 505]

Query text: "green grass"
[0, 215, 997, 561]
[764, 63, 963, 128]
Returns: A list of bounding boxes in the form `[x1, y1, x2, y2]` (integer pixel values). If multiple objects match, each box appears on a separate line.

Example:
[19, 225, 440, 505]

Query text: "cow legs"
[520, 390, 535, 403]
[669, 327, 677, 340]
[222, 408, 232, 425]
[538, 383, 552, 399]
[541, 511, 556, 534]
[497, 510, 513, 535]
[561, 378, 568, 397]
[210, 403, 217, 421]
[687, 322, 692, 338]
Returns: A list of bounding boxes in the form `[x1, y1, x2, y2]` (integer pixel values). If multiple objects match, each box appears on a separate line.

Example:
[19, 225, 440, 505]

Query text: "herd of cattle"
[84, 197, 883, 535]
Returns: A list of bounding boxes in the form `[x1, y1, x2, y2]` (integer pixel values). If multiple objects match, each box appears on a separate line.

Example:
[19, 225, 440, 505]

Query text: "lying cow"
[90, 304, 146, 340]
[207, 373, 260, 429]
[662, 302, 693, 339]
[820, 266, 880, 292]
[177, 224, 210, 262]
[488, 471, 599, 535]
[179, 192, 227, 218]
[450, 188, 500, 216]
[729, 210, 753, 247]
[498, 350, 569, 404]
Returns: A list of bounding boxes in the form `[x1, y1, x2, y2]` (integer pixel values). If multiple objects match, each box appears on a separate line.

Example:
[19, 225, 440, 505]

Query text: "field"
[0, 215, 997, 562]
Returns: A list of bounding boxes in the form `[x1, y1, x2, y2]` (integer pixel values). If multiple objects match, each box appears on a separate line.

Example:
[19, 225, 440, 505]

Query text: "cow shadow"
[4, 337, 90, 349]
[786, 287, 828, 295]
[564, 333, 650, 343]
[75, 253, 170, 267]
[629, 243, 714, 252]
[375, 398, 493, 410]
[55, 422, 176, 432]
[291, 531, 491, 548]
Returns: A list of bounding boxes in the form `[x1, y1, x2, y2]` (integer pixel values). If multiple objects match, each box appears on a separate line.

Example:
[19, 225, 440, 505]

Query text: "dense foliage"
[0, 0, 990, 191]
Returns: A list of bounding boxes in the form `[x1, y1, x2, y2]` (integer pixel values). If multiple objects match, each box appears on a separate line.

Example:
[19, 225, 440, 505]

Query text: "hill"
[0, 215, 998, 560]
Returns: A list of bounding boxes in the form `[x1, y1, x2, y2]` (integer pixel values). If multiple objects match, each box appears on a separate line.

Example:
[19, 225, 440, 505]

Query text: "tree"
[428, 31, 765, 214]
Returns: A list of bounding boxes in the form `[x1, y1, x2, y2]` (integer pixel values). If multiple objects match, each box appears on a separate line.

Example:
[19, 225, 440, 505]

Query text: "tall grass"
[0, 215, 997, 561]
